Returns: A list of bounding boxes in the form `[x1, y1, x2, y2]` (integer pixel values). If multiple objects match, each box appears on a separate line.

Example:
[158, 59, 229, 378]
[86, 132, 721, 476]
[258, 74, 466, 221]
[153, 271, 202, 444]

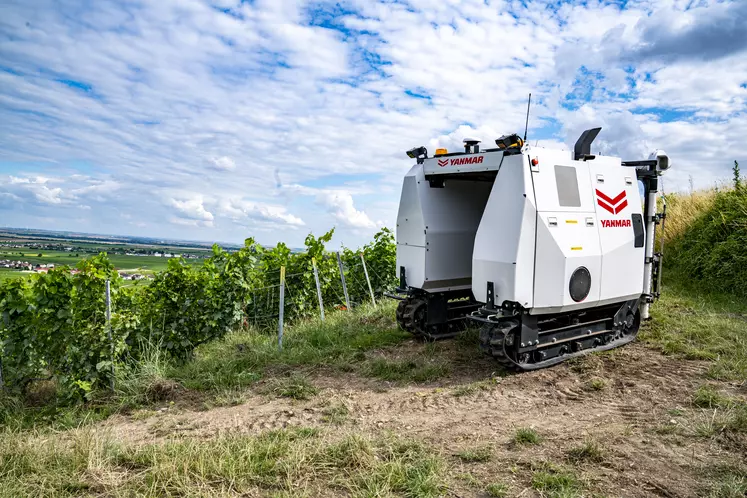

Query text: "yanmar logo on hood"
[596, 189, 628, 215]
[597, 189, 632, 228]
[437, 156, 484, 167]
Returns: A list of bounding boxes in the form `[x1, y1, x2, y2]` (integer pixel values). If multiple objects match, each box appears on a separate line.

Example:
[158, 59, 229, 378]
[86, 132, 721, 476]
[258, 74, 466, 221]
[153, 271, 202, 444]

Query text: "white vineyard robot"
[391, 128, 669, 370]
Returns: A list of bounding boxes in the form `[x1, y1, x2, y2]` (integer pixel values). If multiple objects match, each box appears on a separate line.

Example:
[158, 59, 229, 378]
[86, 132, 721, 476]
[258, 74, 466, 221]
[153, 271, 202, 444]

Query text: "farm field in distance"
[0, 249, 171, 270]
[0, 227, 225, 280]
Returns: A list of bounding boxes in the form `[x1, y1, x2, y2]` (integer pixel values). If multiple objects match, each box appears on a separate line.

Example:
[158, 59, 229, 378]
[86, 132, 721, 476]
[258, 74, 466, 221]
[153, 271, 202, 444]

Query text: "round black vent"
[569, 267, 592, 302]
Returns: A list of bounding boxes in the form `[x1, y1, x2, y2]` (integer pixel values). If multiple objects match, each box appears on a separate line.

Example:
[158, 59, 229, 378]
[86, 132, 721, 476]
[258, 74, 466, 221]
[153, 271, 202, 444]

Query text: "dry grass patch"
[0, 426, 445, 497]
[263, 375, 319, 400]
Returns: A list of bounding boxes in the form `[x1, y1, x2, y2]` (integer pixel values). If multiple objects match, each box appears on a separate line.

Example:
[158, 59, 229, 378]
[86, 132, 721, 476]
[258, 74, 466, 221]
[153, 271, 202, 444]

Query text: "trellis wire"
[237, 251, 393, 335]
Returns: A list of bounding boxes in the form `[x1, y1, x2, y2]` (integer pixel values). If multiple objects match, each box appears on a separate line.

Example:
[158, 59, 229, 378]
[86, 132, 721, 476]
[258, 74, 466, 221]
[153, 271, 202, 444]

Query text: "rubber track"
[479, 320, 640, 371]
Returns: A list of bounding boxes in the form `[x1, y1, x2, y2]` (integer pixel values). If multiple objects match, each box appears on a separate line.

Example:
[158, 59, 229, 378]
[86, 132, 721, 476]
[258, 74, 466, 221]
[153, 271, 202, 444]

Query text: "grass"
[531, 464, 583, 498]
[264, 375, 319, 400]
[566, 440, 605, 463]
[321, 402, 350, 425]
[201, 388, 248, 409]
[663, 187, 747, 297]
[667, 387, 747, 440]
[0, 268, 32, 281]
[455, 445, 492, 463]
[170, 302, 408, 391]
[0, 392, 118, 432]
[513, 427, 542, 446]
[452, 378, 497, 397]
[363, 357, 450, 383]
[705, 466, 747, 498]
[642, 278, 747, 381]
[0, 426, 445, 497]
[586, 377, 607, 391]
[644, 187, 747, 379]
[659, 188, 720, 246]
[689, 385, 747, 438]
[486, 482, 509, 497]
[692, 385, 736, 409]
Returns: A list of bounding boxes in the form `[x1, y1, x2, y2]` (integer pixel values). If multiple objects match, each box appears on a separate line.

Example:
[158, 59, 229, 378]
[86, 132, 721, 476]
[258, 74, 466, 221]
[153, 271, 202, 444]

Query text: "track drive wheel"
[403, 298, 428, 338]
[479, 320, 521, 371]
[622, 309, 641, 338]
[396, 300, 409, 331]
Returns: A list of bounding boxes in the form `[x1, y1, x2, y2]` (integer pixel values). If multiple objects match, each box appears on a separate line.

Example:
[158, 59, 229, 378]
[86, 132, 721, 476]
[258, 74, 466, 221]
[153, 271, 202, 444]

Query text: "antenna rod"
[523, 93, 532, 143]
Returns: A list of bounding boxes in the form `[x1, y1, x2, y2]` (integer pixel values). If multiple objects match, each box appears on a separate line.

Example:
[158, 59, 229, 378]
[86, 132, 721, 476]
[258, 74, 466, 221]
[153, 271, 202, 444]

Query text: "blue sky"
[1, 0, 746, 247]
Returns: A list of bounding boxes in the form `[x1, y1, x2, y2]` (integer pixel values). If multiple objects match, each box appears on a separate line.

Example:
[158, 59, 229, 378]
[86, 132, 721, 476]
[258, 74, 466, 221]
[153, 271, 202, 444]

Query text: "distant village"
[0, 259, 154, 281]
[0, 241, 203, 259]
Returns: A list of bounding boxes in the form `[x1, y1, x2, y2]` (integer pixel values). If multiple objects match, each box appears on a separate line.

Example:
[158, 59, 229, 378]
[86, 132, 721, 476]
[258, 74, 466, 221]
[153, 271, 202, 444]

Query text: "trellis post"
[105, 279, 115, 391]
[278, 267, 286, 350]
[360, 252, 376, 307]
[312, 258, 325, 321]
[336, 252, 351, 311]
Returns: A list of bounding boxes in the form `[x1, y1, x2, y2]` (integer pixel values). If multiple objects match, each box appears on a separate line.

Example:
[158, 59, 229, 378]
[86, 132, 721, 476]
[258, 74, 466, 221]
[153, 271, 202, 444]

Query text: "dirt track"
[102, 341, 745, 497]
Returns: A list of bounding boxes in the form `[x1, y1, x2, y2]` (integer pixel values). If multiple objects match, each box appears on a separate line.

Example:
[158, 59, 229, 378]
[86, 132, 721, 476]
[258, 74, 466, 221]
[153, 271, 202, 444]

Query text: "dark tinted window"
[555, 165, 581, 207]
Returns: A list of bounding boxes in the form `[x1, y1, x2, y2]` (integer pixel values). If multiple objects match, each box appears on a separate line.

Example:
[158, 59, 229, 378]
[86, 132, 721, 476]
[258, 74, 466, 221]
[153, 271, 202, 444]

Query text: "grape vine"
[0, 229, 396, 400]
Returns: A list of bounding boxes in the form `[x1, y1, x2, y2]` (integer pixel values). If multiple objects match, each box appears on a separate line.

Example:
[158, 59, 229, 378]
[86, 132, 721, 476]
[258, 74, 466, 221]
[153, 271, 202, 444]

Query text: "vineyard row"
[0, 229, 398, 400]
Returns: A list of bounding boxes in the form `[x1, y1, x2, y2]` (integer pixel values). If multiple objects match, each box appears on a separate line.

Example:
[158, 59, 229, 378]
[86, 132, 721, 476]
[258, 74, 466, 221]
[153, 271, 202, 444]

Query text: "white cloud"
[2, 175, 69, 205]
[318, 191, 378, 229]
[167, 195, 215, 227]
[209, 156, 236, 171]
[216, 197, 305, 227]
[0, 0, 745, 245]
[283, 183, 378, 229]
[33, 185, 65, 205]
[168, 216, 212, 228]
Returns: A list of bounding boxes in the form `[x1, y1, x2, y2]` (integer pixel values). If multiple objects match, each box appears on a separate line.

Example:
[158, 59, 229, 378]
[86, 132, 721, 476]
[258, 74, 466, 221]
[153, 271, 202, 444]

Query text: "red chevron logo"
[438, 159, 448, 167]
[596, 189, 628, 215]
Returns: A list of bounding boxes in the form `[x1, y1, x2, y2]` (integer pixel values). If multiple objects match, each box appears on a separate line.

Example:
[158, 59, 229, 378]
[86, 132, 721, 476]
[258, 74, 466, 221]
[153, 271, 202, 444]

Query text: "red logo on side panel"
[438, 159, 448, 167]
[596, 189, 628, 215]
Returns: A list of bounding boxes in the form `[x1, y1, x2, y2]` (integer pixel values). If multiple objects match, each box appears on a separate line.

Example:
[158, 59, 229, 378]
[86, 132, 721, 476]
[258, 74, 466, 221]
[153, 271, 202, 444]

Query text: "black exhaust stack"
[574, 127, 602, 160]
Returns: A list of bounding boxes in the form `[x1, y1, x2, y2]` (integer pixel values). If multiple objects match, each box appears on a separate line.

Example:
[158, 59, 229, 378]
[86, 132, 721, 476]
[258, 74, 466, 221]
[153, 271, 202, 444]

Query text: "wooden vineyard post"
[360, 252, 376, 307]
[105, 279, 115, 392]
[312, 258, 325, 321]
[278, 267, 286, 351]
[336, 252, 351, 311]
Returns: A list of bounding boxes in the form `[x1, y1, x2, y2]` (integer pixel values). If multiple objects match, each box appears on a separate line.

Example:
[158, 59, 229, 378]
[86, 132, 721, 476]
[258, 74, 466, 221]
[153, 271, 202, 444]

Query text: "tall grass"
[659, 188, 719, 246]
[663, 186, 747, 296]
